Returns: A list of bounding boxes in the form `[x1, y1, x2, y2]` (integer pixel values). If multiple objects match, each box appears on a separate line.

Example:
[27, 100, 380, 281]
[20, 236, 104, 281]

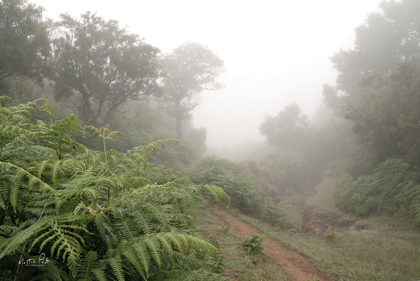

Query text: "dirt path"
[214, 209, 333, 281]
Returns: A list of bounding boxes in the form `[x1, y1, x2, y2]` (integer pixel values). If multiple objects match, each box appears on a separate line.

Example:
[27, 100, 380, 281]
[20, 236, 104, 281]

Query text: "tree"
[0, 0, 50, 85]
[323, 0, 420, 113]
[159, 42, 225, 139]
[51, 12, 160, 125]
[259, 103, 309, 150]
[345, 62, 420, 174]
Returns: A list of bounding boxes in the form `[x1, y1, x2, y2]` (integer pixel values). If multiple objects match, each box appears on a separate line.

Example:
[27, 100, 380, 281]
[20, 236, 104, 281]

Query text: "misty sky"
[32, 0, 381, 147]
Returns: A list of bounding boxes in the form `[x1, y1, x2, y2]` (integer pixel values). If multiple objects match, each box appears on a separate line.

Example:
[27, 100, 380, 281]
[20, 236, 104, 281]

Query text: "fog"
[32, 0, 381, 147]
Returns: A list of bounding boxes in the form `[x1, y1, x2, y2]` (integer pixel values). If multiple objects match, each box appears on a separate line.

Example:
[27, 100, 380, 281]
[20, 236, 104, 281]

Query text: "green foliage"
[159, 42, 225, 139]
[258, 150, 309, 194]
[260, 198, 289, 228]
[337, 158, 420, 225]
[51, 12, 160, 125]
[242, 234, 263, 254]
[0, 0, 50, 85]
[323, 0, 420, 114]
[0, 98, 230, 280]
[259, 103, 309, 150]
[189, 156, 262, 214]
[334, 63, 420, 226]
[103, 102, 208, 165]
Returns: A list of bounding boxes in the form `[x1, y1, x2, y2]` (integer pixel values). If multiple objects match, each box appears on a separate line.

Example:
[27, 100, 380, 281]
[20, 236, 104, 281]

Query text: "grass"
[194, 176, 420, 280]
[228, 207, 420, 280]
[307, 177, 340, 213]
[225, 176, 420, 281]
[195, 205, 287, 281]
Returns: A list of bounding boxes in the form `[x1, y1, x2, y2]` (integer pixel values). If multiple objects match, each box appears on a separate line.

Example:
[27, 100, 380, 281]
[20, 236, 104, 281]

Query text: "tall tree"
[159, 42, 225, 139]
[0, 0, 50, 85]
[51, 12, 160, 125]
[324, 0, 420, 113]
[346, 62, 420, 174]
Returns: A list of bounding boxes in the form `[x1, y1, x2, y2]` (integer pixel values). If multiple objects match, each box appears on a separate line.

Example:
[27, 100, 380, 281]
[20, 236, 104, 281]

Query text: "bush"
[260, 198, 289, 228]
[336, 158, 420, 226]
[189, 156, 263, 214]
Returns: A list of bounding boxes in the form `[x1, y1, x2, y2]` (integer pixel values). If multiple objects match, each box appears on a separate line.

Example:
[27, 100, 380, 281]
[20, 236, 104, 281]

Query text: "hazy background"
[32, 0, 381, 147]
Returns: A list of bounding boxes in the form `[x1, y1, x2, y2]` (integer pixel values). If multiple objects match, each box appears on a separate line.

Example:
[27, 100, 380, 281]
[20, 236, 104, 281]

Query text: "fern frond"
[203, 184, 231, 206]
[141, 202, 170, 230]
[107, 253, 125, 281]
[0, 161, 56, 212]
[132, 242, 150, 278]
[122, 248, 148, 280]
[48, 221, 88, 276]
[11, 170, 26, 212]
[92, 268, 107, 281]
[132, 210, 151, 234]
[0, 125, 35, 139]
[76, 251, 103, 281]
[145, 237, 162, 269]
[0, 219, 49, 259]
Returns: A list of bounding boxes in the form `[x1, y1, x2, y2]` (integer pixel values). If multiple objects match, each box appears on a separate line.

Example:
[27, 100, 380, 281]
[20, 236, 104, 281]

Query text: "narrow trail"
[214, 209, 333, 281]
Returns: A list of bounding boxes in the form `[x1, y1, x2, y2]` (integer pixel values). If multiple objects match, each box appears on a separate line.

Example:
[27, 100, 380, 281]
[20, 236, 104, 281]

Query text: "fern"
[0, 98, 229, 280]
[106, 250, 125, 281]
[0, 162, 57, 212]
[77, 251, 104, 281]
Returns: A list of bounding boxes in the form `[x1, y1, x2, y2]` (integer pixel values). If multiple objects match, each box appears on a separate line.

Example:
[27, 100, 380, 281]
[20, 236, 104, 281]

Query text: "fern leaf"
[77, 251, 99, 280]
[162, 233, 183, 253]
[36, 160, 49, 179]
[133, 241, 150, 277]
[142, 202, 169, 229]
[108, 255, 125, 281]
[0, 219, 50, 259]
[132, 210, 151, 234]
[11, 170, 26, 212]
[145, 237, 162, 269]
[122, 248, 148, 280]
[92, 268, 107, 281]
[204, 184, 231, 205]
[157, 234, 174, 257]
[51, 160, 61, 185]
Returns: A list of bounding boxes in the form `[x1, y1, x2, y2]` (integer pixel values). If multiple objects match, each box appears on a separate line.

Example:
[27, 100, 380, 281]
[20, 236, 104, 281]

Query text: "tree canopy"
[323, 0, 420, 113]
[0, 0, 50, 84]
[51, 12, 161, 125]
[159, 42, 225, 139]
[259, 103, 309, 150]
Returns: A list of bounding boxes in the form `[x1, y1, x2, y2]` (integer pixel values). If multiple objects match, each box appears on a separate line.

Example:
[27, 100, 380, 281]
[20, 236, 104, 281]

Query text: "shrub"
[189, 156, 263, 214]
[336, 158, 420, 226]
[260, 198, 289, 228]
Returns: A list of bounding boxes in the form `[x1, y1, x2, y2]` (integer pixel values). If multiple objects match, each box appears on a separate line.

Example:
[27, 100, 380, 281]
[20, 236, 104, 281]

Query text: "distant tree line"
[0, 0, 224, 150]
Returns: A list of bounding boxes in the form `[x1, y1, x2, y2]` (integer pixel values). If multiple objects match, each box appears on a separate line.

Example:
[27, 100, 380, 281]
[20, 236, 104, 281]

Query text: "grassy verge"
[225, 177, 420, 281]
[195, 205, 287, 281]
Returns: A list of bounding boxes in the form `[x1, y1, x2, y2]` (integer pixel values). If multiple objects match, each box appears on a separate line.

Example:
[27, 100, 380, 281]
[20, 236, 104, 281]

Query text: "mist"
[32, 0, 381, 149]
[4, 0, 420, 279]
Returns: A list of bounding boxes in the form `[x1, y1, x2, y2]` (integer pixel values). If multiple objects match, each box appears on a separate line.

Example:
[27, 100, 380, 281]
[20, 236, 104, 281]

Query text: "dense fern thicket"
[337, 159, 420, 225]
[0, 98, 230, 280]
